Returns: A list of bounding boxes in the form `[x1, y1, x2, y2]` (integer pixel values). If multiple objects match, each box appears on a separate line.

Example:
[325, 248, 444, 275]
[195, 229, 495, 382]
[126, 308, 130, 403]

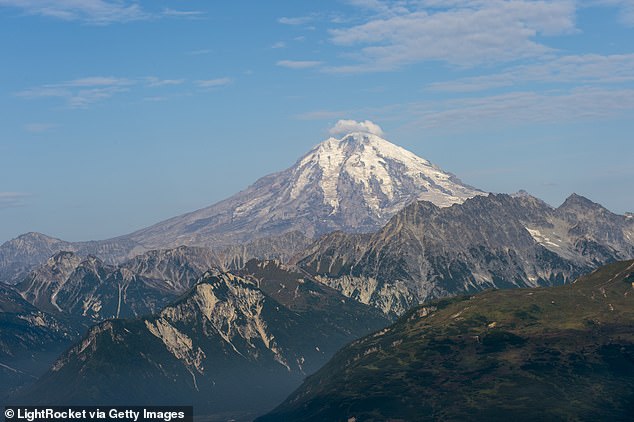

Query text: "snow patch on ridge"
[525, 227, 561, 248]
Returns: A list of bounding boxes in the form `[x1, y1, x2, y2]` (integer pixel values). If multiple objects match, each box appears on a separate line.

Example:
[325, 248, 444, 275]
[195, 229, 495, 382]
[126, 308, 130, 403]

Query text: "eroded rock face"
[15, 252, 177, 324]
[297, 193, 634, 316]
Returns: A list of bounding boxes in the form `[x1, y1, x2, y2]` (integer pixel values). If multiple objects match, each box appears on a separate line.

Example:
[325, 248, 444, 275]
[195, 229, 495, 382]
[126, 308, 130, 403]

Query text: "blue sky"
[1, 0, 633, 243]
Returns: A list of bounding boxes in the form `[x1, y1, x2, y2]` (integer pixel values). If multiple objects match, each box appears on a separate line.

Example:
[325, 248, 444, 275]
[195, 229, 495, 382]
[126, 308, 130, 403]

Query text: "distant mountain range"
[295, 192, 634, 315]
[0, 131, 483, 283]
[2, 130, 632, 329]
[15, 250, 202, 325]
[258, 259, 634, 422]
[1, 246, 222, 400]
[0, 232, 144, 285]
[4, 132, 631, 305]
[13, 261, 388, 417]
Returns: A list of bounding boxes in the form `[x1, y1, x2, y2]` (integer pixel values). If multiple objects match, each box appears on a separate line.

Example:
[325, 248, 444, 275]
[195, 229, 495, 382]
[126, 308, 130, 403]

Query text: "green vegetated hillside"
[259, 260, 634, 422]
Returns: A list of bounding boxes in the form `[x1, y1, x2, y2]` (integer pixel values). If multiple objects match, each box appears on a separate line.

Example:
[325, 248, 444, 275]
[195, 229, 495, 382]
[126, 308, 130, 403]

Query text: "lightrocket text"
[3, 407, 192, 422]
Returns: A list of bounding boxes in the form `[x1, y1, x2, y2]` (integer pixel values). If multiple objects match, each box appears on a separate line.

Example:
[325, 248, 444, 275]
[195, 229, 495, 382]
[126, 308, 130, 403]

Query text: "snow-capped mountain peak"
[122, 127, 486, 247]
[290, 131, 483, 214]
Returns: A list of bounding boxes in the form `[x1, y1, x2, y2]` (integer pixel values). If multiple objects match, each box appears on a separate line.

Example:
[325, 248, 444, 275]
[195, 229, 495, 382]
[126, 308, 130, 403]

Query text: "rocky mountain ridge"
[295, 192, 634, 315]
[14, 262, 389, 417]
[16, 252, 178, 325]
[0, 232, 144, 285]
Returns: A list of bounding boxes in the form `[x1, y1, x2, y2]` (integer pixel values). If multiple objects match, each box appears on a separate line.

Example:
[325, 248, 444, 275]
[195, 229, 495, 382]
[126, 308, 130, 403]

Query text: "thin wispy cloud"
[616, 3, 634, 26]
[428, 54, 634, 92]
[278, 16, 313, 25]
[297, 87, 634, 131]
[42, 75, 230, 102]
[145, 77, 185, 87]
[63, 76, 132, 87]
[0, 192, 29, 208]
[143, 96, 167, 102]
[271, 41, 287, 49]
[196, 77, 233, 88]
[17, 87, 67, 99]
[68, 87, 129, 107]
[277, 60, 322, 69]
[0, 1, 206, 24]
[324, 0, 576, 72]
[0, 0, 147, 24]
[17, 77, 133, 108]
[186, 49, 211, 56]
[275, 1, 633, 75]
[408, 87, 634, 130]
[17, 75, 195, 107]
[24, 123, 57, 133]
[161, 8, 205, 18]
